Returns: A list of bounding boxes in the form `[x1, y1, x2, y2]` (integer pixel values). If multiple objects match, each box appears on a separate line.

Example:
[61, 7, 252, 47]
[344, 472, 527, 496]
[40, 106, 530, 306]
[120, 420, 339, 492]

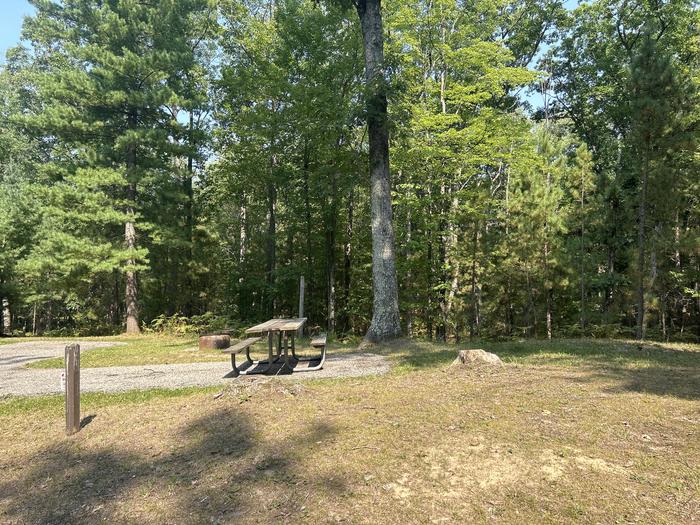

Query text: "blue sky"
[0, 0, 34, 63]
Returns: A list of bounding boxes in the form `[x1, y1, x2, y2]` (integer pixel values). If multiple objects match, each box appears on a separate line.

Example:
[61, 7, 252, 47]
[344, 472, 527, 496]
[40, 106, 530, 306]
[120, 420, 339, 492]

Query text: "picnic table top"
[245, 318, 307, 334]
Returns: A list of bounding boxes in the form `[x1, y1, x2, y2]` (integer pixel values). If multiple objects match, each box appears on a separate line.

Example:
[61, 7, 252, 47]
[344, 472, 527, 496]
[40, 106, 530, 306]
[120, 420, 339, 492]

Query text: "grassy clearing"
[20, 334, 333, 369]
[1, 338, 698, 524]
[23, 335, 228, 369]
[8, 333, 699, 374]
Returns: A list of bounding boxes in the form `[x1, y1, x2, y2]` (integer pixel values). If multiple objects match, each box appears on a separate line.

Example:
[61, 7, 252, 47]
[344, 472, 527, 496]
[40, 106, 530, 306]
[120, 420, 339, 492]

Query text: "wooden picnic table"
[238, 318, 307, 375]
[220, 318, 328, 376]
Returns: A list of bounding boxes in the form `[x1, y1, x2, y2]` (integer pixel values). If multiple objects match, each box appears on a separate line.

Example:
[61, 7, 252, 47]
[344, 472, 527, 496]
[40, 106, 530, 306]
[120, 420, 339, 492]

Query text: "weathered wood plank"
[310, 334, 327, 347]
[65, 343, 80, 435]
[221, 337, 261, 354]
[245, 318, 307, 334]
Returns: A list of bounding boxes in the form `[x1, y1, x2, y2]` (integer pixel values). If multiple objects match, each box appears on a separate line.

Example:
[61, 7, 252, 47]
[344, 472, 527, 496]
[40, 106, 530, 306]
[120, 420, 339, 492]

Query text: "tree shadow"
[0, 404, 343, 523]
[80, 414, 96, 428]
[575, 365, 700, 400]
[372, 337, 700, 400]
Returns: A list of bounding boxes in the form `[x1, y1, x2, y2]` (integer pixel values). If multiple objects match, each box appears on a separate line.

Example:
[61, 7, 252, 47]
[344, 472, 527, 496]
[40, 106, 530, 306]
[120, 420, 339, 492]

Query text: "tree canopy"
[0, 0, 698, 342]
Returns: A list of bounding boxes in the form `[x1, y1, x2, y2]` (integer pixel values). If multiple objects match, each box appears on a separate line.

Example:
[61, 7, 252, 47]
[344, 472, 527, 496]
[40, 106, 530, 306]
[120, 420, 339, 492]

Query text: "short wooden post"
[65, 343, 80, 435]
[298, 276, 305, 336]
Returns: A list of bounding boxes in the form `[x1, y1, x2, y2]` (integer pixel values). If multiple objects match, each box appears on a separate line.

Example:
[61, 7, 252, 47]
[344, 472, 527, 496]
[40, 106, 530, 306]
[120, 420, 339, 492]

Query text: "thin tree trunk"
[445, 193, 460, 341]
[302, 143, 313, 323]
[1, 298, 10, 335]
[580, 169, 586, 332]
[545, 237, 553, 340]
[426, 229, 433, 340]
[238, 196, 248, 319]
[356, 0, 401, 342]
[636, 146, 649, 341]
[526, 269, 535, 337]
[326, 174, 338, 335]
[469, 224, 480, 341]
[266, 177, 277, 319]
[341, 189, 354, 334]
[544, 165, 553, 340]
[504, 162, 514, 336]
[405, 203, 413, 337]
[183, 111, 195, 317]
[46, 300, 53, 334]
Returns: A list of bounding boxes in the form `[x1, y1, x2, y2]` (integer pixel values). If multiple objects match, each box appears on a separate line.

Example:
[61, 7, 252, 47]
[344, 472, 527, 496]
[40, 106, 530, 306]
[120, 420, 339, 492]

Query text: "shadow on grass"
[0, 406, 342, 523]
[373, 338, 700, 400]
[80, 414, 96, 429]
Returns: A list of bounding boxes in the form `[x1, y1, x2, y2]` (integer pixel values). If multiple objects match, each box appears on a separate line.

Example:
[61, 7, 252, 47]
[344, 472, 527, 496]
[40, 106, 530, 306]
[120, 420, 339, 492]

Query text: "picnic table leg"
[282, 331, 293, 371]
[276, 331, 283, 360]
[268, 330, 274, 364]
[291, 332, 297, 360]
[238, 331, 275, 374]
[227, 353, 240, 378]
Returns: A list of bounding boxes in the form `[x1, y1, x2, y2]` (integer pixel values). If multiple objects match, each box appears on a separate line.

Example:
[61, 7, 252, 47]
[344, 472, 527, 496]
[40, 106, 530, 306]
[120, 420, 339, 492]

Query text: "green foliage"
[147, 313, 241, 335]
[0, 0, 697, 341]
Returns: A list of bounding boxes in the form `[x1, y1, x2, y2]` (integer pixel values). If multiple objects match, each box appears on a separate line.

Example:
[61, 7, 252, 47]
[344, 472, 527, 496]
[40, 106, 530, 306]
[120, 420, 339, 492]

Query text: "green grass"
[363, 337, 700, 372]
[1, 337, 698, 524]
[6, 334, 699, 377]
[22, 335, 228, 369]
[0, 385, 222, 417]
[17, 334, 333, 369]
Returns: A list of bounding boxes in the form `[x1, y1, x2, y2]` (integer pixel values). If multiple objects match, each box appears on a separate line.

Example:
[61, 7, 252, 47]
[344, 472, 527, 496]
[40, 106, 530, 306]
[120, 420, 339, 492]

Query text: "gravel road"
[0, 341, 390, 397]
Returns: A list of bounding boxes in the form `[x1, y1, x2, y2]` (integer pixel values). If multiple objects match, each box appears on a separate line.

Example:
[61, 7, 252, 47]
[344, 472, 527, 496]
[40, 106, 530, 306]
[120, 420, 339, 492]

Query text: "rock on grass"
[451, 349, 503, 367]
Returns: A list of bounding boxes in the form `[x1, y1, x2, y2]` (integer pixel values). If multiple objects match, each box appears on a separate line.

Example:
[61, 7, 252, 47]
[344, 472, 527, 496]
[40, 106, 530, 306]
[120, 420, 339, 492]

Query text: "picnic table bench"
[221, 318, 327, 377]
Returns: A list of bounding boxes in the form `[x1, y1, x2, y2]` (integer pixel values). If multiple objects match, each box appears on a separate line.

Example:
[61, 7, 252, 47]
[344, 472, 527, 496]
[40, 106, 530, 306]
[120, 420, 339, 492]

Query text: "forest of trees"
[0, 0, 698, 342]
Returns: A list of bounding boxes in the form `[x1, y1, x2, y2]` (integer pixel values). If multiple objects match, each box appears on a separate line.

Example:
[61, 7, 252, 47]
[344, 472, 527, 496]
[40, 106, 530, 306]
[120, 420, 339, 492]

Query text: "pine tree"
[627, 28, 688, 340]
[21, 0, 211, 333]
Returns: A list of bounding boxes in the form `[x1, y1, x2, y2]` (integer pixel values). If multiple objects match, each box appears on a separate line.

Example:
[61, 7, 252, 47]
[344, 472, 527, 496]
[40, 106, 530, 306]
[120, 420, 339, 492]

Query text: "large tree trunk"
[356, 0, 401, 342]
[124, 207, 140, 334]
[124, 109, 141, 334]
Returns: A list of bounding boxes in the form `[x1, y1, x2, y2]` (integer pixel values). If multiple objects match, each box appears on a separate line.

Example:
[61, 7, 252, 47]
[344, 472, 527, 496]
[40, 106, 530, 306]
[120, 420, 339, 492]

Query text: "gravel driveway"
[0, 341, 390, 397]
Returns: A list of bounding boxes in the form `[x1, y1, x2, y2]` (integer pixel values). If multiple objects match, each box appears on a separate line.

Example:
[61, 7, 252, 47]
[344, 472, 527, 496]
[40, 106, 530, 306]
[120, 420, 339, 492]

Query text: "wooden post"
[65, 343, 80, 435]
[298, 276, 305, 336]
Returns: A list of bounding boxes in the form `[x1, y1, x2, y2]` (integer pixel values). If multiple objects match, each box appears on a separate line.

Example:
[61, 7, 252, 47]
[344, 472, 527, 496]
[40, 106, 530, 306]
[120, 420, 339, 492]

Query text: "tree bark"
[266, 178, 277, 319]
[1, 298, 10, 335]
[183, 111, 195, 317]
[326, 173, 338, 334]
[238, 196, 248, 319]
[125, 110, 141, 334]
[636, 145, 649, 341]
[340, 188, 354, 335]
[302, 144, 314, 323]
[124, 209, 140, 334]
[355, 0, 401, 342]
[580, 169, 586, 332]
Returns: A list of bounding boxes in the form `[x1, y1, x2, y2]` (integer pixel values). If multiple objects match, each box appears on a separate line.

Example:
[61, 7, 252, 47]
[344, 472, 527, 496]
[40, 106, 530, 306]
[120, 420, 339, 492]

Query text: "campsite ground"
[1, 337, 698, 524]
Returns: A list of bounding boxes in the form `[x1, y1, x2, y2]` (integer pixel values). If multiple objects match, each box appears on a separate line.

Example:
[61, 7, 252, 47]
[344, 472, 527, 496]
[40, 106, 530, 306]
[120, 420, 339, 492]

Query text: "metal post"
[65, 343, 80, 435]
